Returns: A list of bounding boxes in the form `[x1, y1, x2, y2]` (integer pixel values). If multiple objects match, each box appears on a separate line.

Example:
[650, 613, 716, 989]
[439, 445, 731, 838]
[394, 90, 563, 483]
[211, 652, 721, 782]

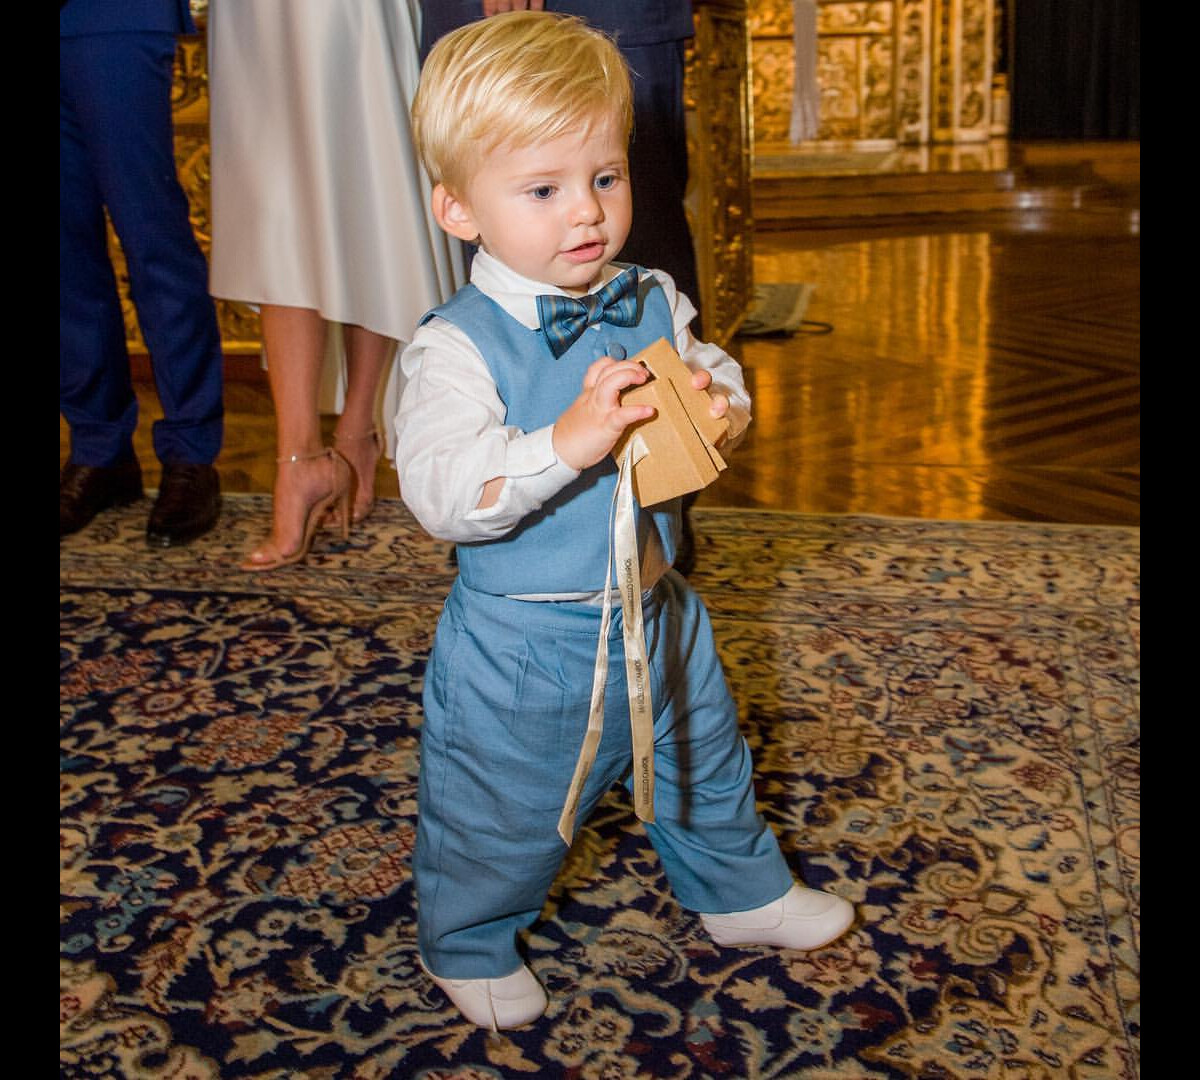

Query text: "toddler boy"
[396, 11, 853, 1031]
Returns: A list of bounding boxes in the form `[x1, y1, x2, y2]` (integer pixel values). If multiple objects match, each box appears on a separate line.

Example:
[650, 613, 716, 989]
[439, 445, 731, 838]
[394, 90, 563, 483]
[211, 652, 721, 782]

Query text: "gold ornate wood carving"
[170, 34, 209, 122]
[749, 0, 1004, 150]
[897, 0, 930, 143]
[686, 0, 755, 347]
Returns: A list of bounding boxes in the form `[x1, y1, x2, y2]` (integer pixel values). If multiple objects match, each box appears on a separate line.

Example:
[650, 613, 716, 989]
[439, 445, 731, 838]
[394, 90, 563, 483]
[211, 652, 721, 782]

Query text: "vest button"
[605, 343, 627, 360]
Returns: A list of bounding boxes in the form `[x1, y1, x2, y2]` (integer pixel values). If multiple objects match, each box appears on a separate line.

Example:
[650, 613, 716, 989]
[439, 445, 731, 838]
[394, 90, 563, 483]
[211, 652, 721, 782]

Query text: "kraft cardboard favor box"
[611, 338, 730, 507]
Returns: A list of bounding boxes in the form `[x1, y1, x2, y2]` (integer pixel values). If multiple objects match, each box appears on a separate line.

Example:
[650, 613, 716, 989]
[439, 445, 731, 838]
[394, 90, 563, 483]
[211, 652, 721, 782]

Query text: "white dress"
[207, 0, 464, 457]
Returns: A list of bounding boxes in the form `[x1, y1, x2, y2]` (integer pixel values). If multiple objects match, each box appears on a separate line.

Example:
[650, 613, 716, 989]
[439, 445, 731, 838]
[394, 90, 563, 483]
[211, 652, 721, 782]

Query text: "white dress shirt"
[393, 250, 751, 550]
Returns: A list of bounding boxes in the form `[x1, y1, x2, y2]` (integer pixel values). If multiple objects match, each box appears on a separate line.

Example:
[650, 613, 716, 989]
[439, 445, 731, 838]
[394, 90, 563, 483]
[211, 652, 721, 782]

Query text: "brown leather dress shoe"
[146, 464, 221, 547]
[60, 461, 144, 537]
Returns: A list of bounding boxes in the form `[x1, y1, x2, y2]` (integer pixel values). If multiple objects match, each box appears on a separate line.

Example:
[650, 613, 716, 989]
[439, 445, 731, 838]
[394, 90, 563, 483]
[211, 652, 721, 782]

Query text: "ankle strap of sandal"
[333, 429, 380, 444]
[276, 447, 333, 464]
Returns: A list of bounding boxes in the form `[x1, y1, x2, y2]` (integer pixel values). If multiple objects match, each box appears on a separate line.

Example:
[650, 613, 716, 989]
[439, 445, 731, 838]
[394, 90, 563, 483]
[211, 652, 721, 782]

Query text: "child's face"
[435, 112, 632, 294]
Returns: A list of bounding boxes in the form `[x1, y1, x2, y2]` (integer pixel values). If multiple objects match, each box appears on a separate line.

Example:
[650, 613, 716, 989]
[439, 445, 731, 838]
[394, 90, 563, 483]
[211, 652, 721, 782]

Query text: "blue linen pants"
[414, 570, 794, 978]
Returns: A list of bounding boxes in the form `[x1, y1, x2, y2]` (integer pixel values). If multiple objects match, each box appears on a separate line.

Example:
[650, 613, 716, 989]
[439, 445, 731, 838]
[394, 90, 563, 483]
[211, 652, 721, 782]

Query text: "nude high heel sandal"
[333, 428, 382, 524]
[241, 448, 352, 572]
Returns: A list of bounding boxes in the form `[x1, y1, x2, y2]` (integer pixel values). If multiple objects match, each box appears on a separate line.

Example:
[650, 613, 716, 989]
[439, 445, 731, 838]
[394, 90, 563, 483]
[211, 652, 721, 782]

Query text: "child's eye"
[530, 185, 555, 200]
[595, 174, 617, 191]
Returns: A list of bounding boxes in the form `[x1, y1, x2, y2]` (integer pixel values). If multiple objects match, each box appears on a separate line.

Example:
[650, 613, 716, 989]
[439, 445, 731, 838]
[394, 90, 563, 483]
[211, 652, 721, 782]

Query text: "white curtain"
[790, 0, 820, 142]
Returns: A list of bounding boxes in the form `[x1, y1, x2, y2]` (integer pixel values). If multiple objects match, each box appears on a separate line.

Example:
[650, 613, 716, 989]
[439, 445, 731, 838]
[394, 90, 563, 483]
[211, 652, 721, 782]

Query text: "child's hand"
[552, 357, 656, 471]
[691, 368, 730, 421]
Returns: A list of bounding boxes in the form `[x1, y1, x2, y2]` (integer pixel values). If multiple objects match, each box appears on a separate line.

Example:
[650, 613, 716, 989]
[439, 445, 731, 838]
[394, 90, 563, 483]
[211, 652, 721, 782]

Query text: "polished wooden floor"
[62, 142, 1140, 526]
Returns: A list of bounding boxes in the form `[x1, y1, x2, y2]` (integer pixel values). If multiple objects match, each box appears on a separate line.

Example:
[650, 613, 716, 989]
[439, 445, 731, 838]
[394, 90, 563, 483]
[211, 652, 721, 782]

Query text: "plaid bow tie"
[536, 266, 640, 358]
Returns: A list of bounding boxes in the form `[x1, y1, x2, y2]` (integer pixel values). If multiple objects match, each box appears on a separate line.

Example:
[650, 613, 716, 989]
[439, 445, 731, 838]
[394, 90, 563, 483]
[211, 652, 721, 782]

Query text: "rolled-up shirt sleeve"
[394, 317, 580, 542]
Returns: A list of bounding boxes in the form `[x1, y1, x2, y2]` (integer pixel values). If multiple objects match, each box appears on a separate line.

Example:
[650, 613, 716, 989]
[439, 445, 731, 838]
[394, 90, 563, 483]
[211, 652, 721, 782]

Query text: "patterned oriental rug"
[60, 496, 1140, 1079]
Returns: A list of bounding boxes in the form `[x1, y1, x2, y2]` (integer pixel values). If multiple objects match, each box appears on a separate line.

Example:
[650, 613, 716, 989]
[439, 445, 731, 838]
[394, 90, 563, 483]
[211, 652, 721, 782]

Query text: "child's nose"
[570, 189, 603, 226]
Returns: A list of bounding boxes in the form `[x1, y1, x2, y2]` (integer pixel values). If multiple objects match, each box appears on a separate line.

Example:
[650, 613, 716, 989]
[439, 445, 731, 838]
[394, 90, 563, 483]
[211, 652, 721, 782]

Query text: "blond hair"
[412, 10, 633, 195]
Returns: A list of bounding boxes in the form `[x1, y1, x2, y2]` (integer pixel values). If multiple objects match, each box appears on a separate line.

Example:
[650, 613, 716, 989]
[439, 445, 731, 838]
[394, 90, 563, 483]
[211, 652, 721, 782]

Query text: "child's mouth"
[563, 241, 605, 263]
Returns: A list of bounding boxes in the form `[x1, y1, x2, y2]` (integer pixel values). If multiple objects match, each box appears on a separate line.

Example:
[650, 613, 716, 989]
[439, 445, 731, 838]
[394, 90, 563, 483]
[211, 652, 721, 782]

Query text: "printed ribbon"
[557, 435, 655, 844]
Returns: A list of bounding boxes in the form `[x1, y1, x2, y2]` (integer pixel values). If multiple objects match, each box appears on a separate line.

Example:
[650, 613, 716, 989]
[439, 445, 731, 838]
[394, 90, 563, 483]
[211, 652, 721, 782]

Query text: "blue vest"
[423, 269, 682, 595]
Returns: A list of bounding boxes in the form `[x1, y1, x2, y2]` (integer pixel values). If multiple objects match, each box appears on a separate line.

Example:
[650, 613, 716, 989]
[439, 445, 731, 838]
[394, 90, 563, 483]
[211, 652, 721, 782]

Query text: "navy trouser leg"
[618, 41, 701, 322]
[414, 576, 791, 979]
[59, 32, 224, 467]
[60, 51, 138, 467]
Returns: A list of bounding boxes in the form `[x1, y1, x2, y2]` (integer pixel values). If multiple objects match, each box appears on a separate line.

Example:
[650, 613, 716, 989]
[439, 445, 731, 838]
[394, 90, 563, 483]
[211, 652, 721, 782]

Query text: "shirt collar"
[469, 249, 630, 329]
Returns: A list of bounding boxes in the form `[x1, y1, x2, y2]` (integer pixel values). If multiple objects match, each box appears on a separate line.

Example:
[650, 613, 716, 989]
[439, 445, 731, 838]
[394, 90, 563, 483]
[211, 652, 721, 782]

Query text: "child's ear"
[431, 184, 480, 243]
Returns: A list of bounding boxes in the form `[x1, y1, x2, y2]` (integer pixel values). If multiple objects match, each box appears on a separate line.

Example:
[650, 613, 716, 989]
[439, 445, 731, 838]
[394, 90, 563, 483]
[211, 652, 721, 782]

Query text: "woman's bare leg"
[243, 304, 340, 565]
[335, 322, 393, 521]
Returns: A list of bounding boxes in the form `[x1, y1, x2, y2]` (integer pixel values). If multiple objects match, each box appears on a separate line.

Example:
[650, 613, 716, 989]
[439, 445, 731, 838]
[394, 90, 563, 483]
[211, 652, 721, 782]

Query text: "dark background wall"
[1011, 0, 1140, 139]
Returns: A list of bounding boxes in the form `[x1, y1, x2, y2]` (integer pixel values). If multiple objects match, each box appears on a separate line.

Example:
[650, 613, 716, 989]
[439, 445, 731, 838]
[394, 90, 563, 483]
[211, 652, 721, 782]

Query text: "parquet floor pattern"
[714, 217, 1140, 522]
[60, 144, 1140, 526]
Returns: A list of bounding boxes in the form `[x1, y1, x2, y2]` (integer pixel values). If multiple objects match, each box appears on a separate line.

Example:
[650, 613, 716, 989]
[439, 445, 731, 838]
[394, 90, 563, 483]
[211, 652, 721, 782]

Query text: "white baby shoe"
[700, 884, 855, 950]
[421, 960, 548, 1030]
